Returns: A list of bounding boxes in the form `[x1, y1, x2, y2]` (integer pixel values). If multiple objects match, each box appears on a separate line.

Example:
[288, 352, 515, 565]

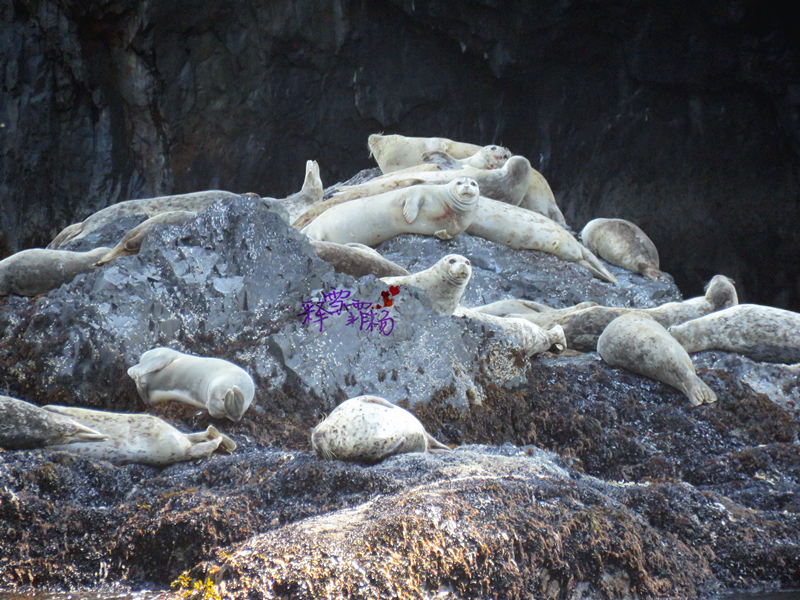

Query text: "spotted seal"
[127, 347, 255, 421]
[0, 395, 107, 450]
[44, 406, 236, 466]
[311, 241, 410, 279]
[0, 247, 111, 296]
[581, 218, 665, 281]
[380, 254, 471, 315]
[669, 304, 800, 364]
[301, 177, 480, 246]
[597, 312, 717, 406]
[93, 210, 198, 266]
[368, 133, 483, 173]
[454, 306, 567, 357]
[311, 395, 451, 464]
[269, 160, 324, 223]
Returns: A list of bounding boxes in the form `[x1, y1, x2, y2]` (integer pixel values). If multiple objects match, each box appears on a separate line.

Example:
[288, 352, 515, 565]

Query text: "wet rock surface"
[0, 197, 798, 597]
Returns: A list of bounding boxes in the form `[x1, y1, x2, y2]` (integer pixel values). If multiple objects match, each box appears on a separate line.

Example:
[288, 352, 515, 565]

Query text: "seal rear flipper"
[187, 438, 224, 460]
[685, 377, 717, 407]
[578, 247, 618, 284]
[547, 325, 567, 355]
[223, 386, 247, 421]
[639, 262, 666, 282]
[425, 433, 452, 453]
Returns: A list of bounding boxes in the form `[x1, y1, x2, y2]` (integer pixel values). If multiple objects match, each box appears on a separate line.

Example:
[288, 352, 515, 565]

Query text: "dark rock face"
[0, 196, 798, 597]
[2, 0, 800, 309]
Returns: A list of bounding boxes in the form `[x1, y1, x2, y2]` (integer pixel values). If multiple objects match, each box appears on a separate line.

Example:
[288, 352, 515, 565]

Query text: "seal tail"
[638, 262, 666, 281]
[578, 246, 618, 284]
[547, 324, 566, 354]
[685, 376, 717, 407]
[425, 433, 452, 453]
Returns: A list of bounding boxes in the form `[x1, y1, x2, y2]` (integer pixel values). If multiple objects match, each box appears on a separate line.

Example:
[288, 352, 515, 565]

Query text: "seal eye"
[448, 258, 456, 264]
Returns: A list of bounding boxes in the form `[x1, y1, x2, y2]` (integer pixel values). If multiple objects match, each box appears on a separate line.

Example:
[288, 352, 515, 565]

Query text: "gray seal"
[597, 313, 717, 406]
[44, 406, 236, 466]
[0, 247, 111, 296]
[127, 347, 256, 421]
[381, 254, 472, 315]
[581, 218, 665, 281]
[311, 395, 451, 464]
[669, 304, 800, 364]
[0, 395, 107, 450]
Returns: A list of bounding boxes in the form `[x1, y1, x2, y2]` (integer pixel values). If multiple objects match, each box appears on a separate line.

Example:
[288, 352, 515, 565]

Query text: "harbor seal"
[380, 254, 472, 315]
[0, 247, 111, 296]
[301, 177, 480, 247]
[93, 210, 198, 266]
[597, 312, 717, 406]
[581, 218, 665, 281]
[518, 169, 567, 227]
[552, 274, 738, 351]
[127, 347, 256, 421]
[311, 241, 411, 279]
[669, 304, 800, 364]
[454, 306, 567, 357]
[270, 160, 324, 223]
[43, 406, 236, 466]
[325, 155, 532, 207]
[421, 145, 512, 170]
[465, 198, 617, 284]
[48, 190, 240, 249]
[471, 299, 598, 318]
[0, 395, 107, 450]
[368, 133, 483, 173]
[311, 395, 451, 464]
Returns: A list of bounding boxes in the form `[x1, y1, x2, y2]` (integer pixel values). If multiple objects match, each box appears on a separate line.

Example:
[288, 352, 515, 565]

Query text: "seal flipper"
[421, 150, 459, 169]
[684, 376, 718, 406]
[186, 425, 237, 452]
[425, 432, 452, 453]
[578, 247, 618, 284]
[547, 325, 567, 354]
[401, 193, 424, 224]
[187, 437, 225, 460]
[127, 349, 178, 380]
[360, 396, 396, 409]
[223, 386, 247, 421]
[433, 229, 454, 240]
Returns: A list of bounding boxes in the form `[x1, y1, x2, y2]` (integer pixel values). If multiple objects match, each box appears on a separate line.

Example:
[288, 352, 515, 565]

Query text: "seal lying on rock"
[581, 218, 665, 281]
[368, 133, 483, 173]
[0, 395, 108, 450]
[421, 145, 512, 170]
[301, 177, 480, 246]
[0, 247, 111, 296]
[380, 254, 472, 315]
[327, 156, 532, 207]
[555, 274, 738, 351]
[43, 406, 236, 466]
[94, 211, 198, 266]
[311, 395, 451, 464]
[597, 313, 717, 406]
[465, 198, 617, 283]
[454, 306, 567, 357]
[269, 160, 324, 223]
[127, 347, 255, 421]
[311, 241, 410, 279]
[471, 299, 599, 318]
[48, 190, 241, 249]
[669, 304, 800, 364]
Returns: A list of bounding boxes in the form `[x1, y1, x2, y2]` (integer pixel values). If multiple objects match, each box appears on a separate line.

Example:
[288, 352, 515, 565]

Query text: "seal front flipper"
[422, 150, 459, 169]
[434, 229, 454, 240]
[360, 396, 396, 408]
[381, 436, 409, 460]
[401, 192, 425, 224]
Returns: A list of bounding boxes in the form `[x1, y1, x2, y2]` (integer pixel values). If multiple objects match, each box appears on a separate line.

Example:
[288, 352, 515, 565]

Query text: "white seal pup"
[127, 347, 255, 421]
[597, 313, 717, 406]
[552, 274, 738, 351]
[669, 304, 800, 364]
[301, 177, 480, 247]
[269, 160, 324, 223]
[93, 210, 198, 266]
[368, 133, 483, 173]
[327, 156, 532, 207]
[581, 218, 665, 281]
[380, 254, 472, 315]
[48, 190, 241, 248]
[43, 406, 236, 466]
[0, 395, 108, 450]
[466, 198, 617, 284]
[0, 247, 112, 296]
[311, 241, 411, 279]
[454, 306, 567, 357]
[311, 395, 450, 464]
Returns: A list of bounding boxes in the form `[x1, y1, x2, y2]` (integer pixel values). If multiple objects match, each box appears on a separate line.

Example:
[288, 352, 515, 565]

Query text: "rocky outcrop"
[2, 1, 800, 309]
[0, 195, 798, 597]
